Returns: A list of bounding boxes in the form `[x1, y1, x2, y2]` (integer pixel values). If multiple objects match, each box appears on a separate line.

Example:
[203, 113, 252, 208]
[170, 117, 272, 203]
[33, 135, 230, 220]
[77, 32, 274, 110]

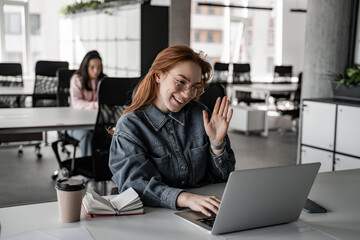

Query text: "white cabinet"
[336, 105, 360, 157]
[334, 154, 360, 171]
[300, 99, 360, 171]
[302, 101, 336, 150]
[301, 146, 333, 172]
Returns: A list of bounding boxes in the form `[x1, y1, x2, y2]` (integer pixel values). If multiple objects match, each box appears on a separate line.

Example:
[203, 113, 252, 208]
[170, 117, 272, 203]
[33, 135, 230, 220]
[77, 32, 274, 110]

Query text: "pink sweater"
[70, 74, 99, 110]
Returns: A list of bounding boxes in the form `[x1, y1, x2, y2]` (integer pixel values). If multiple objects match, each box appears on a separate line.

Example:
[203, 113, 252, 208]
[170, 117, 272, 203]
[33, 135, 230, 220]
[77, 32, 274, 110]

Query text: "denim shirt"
[109, 101, 236, 210]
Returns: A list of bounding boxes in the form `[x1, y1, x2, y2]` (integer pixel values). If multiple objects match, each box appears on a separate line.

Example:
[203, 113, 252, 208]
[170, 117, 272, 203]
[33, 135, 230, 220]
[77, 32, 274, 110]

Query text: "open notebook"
[82, 187, 144, 217]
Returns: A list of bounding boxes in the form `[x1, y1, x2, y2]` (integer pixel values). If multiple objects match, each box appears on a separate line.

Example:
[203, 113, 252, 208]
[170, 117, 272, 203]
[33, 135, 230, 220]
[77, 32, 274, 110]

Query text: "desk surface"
[0, 81, 33, 96]
[0, 169, 359, 239]
[0, 107, 97, 134]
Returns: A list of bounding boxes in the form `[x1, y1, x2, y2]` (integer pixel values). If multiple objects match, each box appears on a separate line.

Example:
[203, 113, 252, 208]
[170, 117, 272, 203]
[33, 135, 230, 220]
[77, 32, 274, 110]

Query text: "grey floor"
[0, 115, 298, 208]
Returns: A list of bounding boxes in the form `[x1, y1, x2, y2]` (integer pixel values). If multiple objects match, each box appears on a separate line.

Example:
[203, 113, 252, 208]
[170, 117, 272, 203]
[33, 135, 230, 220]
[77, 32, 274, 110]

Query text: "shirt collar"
[144, 104, 186, 131]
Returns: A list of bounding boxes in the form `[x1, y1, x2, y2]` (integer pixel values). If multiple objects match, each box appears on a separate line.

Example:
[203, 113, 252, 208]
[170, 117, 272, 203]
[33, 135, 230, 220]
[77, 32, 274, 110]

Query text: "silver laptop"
[175, 163, 320, 235]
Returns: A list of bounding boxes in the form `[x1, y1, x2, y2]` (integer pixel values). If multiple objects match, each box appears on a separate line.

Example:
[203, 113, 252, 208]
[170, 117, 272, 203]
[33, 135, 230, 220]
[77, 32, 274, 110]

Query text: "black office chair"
[33, 61, 69, 107]
[56, 69, 78, 154]
[277, 72, 302, 134]
[52, 77, 141, 195]
[212, 62, 229, 91]
[272, 65, 293, 107]
[0, 63, 24, 108]
[273, 65, 293, 82]
[232, 63, 264, 105]
[199, 83, 226, 113]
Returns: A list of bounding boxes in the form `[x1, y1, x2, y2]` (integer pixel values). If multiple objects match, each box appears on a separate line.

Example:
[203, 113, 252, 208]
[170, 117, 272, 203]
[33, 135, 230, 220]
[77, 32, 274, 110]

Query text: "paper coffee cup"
[55, 179, 85, 223]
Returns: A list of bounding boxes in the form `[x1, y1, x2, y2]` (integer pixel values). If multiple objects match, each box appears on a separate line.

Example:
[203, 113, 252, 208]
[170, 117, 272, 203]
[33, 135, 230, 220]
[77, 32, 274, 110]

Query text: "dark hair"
[123, 45, 212, 115]
[75, 50, 105, 91]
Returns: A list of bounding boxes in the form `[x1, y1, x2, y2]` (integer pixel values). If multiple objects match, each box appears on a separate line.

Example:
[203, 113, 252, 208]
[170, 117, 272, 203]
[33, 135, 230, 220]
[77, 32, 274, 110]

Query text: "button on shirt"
[109, 102, 236, 210]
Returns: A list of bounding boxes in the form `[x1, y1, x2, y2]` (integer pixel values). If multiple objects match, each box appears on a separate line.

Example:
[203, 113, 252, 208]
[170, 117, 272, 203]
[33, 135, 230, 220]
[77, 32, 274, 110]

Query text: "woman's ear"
[155, 72, 162, 83]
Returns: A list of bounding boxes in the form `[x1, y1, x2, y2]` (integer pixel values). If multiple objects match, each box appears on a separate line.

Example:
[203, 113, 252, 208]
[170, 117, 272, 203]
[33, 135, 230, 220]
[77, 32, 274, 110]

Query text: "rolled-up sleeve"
[109, 127, 183, 210]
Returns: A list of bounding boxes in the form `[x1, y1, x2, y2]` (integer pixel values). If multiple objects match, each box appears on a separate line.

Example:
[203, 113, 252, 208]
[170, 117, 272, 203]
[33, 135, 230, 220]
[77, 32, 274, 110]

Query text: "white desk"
[1, 169, 359, 239]
[0, 79, 34, 96]
[0, 86, 33, 97]
[230, 83, 298, 136]
[0, 107, 97, 134]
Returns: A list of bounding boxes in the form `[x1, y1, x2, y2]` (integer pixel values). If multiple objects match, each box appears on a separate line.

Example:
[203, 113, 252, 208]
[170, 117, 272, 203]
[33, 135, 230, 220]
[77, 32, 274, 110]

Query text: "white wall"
[282, 0, 307, 76]
[59, 4, 141, 77]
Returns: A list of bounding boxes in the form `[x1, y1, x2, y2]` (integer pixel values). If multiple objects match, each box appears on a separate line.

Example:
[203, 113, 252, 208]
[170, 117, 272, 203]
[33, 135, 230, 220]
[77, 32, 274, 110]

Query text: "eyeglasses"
[166, 71, 204, 97]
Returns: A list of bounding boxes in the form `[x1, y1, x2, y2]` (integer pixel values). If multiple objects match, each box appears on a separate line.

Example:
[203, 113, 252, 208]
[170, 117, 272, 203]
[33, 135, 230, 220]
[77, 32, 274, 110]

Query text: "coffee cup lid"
[55, 179, 85, 191]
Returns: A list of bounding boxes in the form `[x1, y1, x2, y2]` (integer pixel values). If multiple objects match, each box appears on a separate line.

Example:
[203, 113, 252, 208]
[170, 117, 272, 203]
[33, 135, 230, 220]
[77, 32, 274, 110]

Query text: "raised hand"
[203, 96, 233, 151]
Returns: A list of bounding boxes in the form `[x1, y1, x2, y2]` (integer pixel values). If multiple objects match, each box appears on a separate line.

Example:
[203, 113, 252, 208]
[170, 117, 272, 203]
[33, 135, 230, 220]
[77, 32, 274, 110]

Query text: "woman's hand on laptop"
[176, 192, 220, 216]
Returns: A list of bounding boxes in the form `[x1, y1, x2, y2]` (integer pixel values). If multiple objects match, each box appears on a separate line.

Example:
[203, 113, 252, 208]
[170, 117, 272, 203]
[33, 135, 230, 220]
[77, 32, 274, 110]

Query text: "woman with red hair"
[109, 45, 235, 217]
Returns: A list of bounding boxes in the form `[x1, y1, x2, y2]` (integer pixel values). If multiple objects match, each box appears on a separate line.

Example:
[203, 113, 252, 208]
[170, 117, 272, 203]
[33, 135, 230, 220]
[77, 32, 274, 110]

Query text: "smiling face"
[154, 60, 202, 114]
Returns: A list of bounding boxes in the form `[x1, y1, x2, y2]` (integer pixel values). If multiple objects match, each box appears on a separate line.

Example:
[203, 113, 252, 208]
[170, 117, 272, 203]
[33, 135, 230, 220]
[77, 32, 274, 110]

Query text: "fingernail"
[208, 213, 212, 217]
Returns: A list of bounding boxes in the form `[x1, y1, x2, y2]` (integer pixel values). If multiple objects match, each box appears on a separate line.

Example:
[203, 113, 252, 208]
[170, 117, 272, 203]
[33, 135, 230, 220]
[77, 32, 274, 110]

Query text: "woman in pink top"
[69, 50, 106, 157]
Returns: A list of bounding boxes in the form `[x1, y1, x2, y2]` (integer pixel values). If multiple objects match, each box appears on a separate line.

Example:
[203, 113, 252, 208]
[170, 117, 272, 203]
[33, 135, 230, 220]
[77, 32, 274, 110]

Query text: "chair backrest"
[92, 77, 141, 181]
[56, 68, 76, 107]
[199, 83, 226, 113]
[274, 65, 292, 82]
[33, 60, 69, 107]
[213, 62, 229, 83]
[232, 63, 251, 84]
[0, 63, 23, 87]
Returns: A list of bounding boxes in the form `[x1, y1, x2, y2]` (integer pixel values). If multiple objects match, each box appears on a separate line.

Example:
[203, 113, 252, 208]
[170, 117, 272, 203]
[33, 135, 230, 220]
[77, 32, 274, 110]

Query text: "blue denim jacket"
[109, 101, 236, 210]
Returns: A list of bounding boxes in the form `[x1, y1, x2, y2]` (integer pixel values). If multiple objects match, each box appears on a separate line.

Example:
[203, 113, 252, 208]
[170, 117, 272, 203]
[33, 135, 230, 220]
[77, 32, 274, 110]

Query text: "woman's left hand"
[203, 96, 233, 150]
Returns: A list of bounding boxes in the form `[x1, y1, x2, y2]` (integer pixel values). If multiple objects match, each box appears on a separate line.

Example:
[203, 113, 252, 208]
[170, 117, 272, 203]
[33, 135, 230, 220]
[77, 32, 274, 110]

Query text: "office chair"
[0, 63, 24, 108]
[273, 65, 293, 82]
[55, 69, 78, 156]
[232, 63, 264, 105]
[199, 83, 226, 113]
[33, 60, 69, 107]
[0, 63, 42, 158]
[52, 77, 141, 195]
[272, 65, 293, 107]
[277, 72, 302, 135]
[213, 62, 229, 83]
[212, 62, 229, 91]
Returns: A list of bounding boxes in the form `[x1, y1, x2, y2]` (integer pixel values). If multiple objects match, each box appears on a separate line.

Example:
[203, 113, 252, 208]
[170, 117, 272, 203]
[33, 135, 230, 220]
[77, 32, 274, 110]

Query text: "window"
[268, 30, 274, 46]
[208, 6, 214, 15]
[6, 52, 22, 62]
[4, 12, 22, 34]
[208, 30, 214, 42]
[30, 14, 41, 35]
[248, 18, 253, 27]
[269, 18, 274, 27]
[247, 30, 253, 45]
[194, 29, 200, 42]
[213, 30, 222, 43]
[195, 4, 201, 14]
[267, 57, 274, 72]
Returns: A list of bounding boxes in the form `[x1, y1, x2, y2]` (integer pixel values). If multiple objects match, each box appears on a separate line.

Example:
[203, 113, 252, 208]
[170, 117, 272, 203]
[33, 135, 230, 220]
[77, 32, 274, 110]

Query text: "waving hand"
[203, 96, 233, 153]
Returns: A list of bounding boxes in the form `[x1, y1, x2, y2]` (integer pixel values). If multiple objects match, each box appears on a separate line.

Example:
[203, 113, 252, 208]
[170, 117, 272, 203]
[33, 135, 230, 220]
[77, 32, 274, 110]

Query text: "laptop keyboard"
[197, 215, 216, 227]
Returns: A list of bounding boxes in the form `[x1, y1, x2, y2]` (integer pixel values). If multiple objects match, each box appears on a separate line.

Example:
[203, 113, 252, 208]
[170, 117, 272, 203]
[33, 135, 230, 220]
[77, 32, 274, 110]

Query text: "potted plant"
[331, 66, 360, 100]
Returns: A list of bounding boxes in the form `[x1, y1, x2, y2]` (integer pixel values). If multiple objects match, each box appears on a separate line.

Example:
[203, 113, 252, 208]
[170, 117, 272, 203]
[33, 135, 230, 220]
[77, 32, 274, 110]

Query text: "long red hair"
[123, 45, 212, 115]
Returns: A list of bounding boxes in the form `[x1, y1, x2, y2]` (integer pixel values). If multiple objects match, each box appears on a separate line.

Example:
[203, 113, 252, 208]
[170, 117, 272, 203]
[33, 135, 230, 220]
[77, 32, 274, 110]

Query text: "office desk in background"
[0, 107, 97, 134]
[230, 83, 298, 136]
[0, 81, 33, 107]
[0, 169, 359, 239]
[0, 85, 33, 97]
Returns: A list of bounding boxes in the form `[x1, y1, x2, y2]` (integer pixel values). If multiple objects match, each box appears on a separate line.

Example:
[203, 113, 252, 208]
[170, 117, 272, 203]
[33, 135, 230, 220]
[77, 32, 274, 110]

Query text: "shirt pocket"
[150, 153, 176, 185]
[189, 142, 209, 184]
